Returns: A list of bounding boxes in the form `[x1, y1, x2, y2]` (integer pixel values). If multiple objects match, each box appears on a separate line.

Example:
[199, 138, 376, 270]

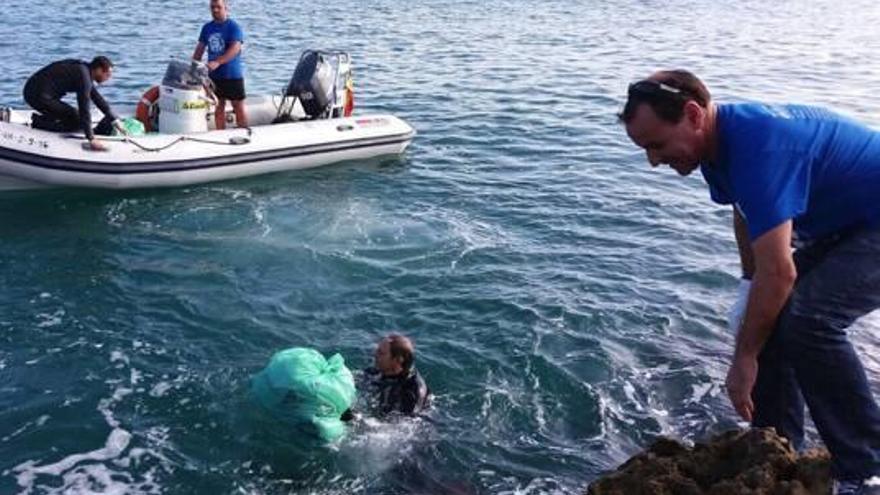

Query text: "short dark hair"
[89, 56, 113, 71]
[619, 70, 711, 124]
[386, 334, 414, 372]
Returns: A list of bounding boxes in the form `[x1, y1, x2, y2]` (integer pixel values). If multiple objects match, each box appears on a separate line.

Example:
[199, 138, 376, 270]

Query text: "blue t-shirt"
[700, 103, 880, 244]
[198, 18, 244, 80]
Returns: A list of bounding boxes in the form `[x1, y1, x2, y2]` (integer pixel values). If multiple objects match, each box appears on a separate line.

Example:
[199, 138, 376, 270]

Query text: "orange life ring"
[135, 86, 160, 132]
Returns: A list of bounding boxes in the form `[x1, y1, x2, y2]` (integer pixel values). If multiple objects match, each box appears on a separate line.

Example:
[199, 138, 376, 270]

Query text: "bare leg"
[214, 98, 227, 130]
[231, 99, 248, 128]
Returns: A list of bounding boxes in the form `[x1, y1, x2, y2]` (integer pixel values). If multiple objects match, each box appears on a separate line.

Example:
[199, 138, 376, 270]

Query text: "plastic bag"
[251, 347, 356, 442]
[727, 278, 751, 334]
[113, 117, 146, 137]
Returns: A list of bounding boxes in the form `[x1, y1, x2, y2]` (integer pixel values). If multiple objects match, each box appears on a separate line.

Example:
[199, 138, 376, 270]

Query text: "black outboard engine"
[285, 50, 336, 118]
[274, 50, 353, 123]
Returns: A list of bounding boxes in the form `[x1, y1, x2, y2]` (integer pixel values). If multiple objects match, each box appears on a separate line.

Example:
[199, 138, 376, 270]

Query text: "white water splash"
[35, 308, 65, 328]
[7, 349, 171, 494]
[336, 415, 428, 476]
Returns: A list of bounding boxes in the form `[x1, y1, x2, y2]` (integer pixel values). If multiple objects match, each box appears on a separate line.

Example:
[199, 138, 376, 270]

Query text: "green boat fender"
[251, 347, 356, 442]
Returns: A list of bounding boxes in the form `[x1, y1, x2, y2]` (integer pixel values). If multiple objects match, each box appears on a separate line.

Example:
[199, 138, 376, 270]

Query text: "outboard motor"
[279, 50, 354, 121]
[158, 60, 214, 134]
[286, 51, 335, 118]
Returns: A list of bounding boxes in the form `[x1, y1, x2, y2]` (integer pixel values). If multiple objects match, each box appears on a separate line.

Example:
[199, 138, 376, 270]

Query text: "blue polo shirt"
[198, 18, 244, 79]
[699, 103, 880, 244]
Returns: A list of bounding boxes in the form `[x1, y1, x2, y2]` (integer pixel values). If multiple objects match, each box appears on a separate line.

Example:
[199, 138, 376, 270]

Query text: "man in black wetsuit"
[366, 334, 431, 416]
[23, 56, 124, 151]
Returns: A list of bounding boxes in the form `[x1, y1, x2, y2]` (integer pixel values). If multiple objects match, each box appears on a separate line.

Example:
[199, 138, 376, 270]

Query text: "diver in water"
[368, 334, 431, 416]
[342, 334, 431, 421]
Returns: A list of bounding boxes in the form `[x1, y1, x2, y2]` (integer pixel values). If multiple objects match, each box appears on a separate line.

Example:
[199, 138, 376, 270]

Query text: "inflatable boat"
[0, 51, 415, 191]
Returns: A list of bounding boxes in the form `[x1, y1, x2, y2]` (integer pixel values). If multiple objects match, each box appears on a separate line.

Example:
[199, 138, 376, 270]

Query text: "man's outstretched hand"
[726, 352, 758, 422]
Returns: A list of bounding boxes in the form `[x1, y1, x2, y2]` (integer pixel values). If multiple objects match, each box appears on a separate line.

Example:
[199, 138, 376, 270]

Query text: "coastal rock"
[587, 428, 831, 495]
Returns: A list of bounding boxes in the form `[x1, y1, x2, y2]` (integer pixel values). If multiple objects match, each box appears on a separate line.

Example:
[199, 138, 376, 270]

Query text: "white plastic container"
[158, 85, 211, 134]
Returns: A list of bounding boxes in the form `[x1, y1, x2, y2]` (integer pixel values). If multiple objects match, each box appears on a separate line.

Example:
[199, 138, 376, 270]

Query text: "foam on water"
[8, 407, 156, 495]
[7, 348, 178, 494]
[336, 416, 428, 476]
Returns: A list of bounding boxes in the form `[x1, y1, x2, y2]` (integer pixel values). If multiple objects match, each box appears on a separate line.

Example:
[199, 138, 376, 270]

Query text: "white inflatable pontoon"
[0, 109, 414, 191]
[0, 51, 415, 191]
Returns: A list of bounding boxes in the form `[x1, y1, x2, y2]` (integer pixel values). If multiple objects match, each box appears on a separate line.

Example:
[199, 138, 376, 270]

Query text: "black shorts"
[211, 77, 246, 101]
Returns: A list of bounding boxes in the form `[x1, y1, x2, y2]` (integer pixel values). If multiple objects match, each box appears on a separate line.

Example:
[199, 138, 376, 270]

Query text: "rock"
[586, 428, 831, 495]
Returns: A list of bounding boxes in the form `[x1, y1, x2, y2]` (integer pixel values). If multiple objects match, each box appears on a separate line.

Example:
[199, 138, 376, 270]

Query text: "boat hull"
[0, 113, 414, 190]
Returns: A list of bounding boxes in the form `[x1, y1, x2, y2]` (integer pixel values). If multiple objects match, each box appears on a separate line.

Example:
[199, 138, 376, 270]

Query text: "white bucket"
[158, 85, 211, 134]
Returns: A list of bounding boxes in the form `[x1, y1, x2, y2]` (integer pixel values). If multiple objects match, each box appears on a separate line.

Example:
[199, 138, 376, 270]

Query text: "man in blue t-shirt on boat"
[620, 70, 880, 495]
[192, 0, 249, 130]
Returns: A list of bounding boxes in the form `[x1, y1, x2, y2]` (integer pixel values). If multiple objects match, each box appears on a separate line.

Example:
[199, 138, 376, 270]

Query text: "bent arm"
[399, 388, 420, 415]
[90, 87, 117, 121]
[735, 221, 796, 358]
[401, 378, 430, 415]
[213, 41, 242, 66]
[192, 41, 206, 62]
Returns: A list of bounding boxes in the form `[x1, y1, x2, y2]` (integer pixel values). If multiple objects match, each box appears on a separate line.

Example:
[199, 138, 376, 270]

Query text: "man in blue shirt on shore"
[192, 0, 248, 130]
[620, 70, 880, 495]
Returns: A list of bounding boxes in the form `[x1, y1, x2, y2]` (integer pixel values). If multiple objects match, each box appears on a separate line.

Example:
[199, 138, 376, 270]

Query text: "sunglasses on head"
[627, 79, 694, 102]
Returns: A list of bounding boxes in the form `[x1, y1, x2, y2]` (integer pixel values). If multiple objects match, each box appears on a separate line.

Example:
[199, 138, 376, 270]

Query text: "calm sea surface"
[3, 1, 880, 493]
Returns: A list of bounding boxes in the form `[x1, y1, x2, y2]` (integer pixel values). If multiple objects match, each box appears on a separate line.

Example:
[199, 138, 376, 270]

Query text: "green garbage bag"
[112, 117, 146, 137]
[251, 347, 356, 442]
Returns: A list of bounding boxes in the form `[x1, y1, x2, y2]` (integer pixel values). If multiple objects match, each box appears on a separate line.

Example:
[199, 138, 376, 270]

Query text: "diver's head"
[89, 56, 114, 84]
[374, 334, 414, 377]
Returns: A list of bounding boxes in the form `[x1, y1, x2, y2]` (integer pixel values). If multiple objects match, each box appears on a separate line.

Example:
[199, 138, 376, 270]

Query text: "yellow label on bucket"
[181, 101, 209, 110]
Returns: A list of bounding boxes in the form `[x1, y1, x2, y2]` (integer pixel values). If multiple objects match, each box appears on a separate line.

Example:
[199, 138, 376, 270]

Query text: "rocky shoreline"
[586, 428, 831, 495]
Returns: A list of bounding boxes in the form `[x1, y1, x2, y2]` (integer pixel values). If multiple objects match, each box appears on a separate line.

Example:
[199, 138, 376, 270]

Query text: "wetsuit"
[23, 59, 117, 140]
[364, 367, 430, 416]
